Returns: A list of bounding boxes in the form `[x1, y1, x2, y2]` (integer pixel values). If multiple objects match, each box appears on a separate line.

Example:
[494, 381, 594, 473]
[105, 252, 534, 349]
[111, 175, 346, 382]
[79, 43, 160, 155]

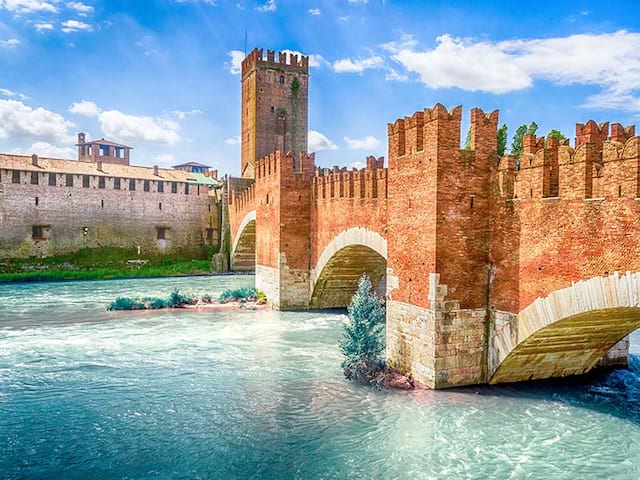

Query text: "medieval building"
[0, 133, 222, 258]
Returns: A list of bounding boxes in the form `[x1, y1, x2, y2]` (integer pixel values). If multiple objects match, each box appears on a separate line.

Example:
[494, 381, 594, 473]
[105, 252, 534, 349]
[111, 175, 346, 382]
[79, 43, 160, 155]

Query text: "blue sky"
[1, 0, 640, 175]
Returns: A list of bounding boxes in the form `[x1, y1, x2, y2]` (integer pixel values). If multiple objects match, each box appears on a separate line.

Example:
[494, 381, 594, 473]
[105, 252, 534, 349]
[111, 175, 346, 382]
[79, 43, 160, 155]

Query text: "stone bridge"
[228, 103, 640, 389]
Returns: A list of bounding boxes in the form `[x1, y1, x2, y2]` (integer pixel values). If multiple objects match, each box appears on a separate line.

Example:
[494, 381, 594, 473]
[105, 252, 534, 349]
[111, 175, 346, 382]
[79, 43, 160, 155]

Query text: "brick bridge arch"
[230, 210, 256, 272]
[309, 227, 387, 309]
[490, 272, 640, 384]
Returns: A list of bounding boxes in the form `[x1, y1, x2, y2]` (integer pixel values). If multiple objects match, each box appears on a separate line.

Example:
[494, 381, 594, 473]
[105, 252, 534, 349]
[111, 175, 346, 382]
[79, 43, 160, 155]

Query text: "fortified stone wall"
[0, 156, 217, 258]
[254, 150, 315, 309]
[492, 122, 640, 312]
[311, 157, 388, 266]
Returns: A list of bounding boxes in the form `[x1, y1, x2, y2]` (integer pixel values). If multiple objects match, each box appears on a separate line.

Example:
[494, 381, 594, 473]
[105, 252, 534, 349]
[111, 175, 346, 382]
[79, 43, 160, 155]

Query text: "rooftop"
[0, 153, 220, 185]
[76, 138, 133, 149]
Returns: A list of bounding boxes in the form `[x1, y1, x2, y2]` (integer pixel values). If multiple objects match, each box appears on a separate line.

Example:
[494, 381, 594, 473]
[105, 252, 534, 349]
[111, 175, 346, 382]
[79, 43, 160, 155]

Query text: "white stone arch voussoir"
[231, 209, 256, 257]
[310, 227, 388, 290]
[490, 271, 640, 382]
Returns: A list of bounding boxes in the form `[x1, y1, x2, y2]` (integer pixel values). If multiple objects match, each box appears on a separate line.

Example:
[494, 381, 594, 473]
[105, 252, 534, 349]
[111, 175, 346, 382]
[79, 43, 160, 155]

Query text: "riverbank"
[0, 246, 219, 283]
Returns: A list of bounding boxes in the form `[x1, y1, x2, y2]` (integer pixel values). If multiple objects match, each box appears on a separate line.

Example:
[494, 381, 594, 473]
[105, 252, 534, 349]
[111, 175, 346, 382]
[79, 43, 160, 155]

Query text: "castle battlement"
[255, 151, 315, 181]
[312, 157, 387, 201]
[241, 48, 309, 78]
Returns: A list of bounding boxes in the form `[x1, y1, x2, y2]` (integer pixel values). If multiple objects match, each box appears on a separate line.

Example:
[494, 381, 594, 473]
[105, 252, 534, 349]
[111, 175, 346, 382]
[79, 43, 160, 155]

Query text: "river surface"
[1, 276, 639, 479]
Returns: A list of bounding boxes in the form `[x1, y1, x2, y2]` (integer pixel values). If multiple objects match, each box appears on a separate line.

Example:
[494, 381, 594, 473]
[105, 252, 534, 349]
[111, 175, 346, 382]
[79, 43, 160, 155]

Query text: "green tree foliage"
[340, 274, 386, 386]
[497, 124, 508, 157]
[547, 129, 566, 142]
[510, 121, 539, 159]
[463, 127, 472, 150]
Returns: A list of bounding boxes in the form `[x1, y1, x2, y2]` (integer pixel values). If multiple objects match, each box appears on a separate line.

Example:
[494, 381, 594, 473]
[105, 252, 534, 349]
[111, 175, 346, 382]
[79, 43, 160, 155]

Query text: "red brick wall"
[311, 164, 388, 267]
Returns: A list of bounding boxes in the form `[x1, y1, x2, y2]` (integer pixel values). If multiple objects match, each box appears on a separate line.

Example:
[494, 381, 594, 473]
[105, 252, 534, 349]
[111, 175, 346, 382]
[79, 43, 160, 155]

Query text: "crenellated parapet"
[509, 118, 640, 200]
[241, 48, 309, 78]
[255, 150, 315, 181]
[312, 157, 388, 201]
[232, 183, 256, 214]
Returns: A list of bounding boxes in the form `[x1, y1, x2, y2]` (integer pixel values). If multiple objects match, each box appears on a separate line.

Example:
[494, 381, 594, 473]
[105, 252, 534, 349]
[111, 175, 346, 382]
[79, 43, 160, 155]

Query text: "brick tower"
[240, 49, 309, 179]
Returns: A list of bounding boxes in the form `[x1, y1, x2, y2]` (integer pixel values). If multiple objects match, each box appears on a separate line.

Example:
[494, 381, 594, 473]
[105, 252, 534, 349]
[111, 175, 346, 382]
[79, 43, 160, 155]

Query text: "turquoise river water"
[1, 275, 639, 479]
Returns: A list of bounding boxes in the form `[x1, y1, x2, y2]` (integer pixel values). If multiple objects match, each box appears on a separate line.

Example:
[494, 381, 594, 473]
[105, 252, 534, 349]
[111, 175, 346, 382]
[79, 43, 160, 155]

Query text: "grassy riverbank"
[0, 247, 216, 283]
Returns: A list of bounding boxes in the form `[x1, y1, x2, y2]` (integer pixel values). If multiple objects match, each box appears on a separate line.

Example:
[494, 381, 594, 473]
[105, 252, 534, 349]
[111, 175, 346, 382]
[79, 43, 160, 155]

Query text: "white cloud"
[348, 0, 368, 3]
[308, 7, 320, 15]
[11, 141, 76, 159]
[67, 1, 93, 15]
[391, 30, 640, 110]
[0, 87, 27, 99]
[61, 19, 93, 33]
[385, 68, 409, 82]
[308, 130, 338, 151]
[225, 135, 241, 145]
[255, 0, 275, 12]
[0, 0, 59, 14]
[99, 111, 181, 145]
[170, 109, 203, 120]
[0, 99, 75, 143]
[344, 135, 381, 150]
[0, 38, 20, 48]
[227, 49, 244, 75]
[282, 49, 324, 68]
[69, 100, 100, 117]
[155, 153, 175, 166]
[339, 15, 349, 21]
[68, 100, 182, 145]
[333, 55, 383, 73]
[34, 22, 54, 32]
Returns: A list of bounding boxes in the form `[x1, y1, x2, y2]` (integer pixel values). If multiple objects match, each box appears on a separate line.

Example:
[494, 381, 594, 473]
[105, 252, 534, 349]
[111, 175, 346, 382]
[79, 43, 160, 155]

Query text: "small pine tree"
[340, 274, 386, 385]
[463, 127, 472, 150]
[497, 124, 508, 158]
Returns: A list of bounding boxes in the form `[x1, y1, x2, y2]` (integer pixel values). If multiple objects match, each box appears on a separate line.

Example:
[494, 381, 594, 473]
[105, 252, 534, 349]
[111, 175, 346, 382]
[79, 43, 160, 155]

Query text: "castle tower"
[240, 49, 309, 179]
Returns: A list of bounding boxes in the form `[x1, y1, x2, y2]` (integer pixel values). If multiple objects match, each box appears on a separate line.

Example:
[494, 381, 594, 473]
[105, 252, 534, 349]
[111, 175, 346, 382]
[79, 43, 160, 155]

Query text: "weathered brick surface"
[0, 166, 215, 257]
[241, 49, 308, 179]
[230, 88, 640, 387]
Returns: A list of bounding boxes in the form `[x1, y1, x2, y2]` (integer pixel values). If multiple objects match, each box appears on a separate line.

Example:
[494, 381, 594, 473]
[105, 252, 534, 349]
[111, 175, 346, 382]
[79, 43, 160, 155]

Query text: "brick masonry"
[0, 163, 217, 257]
[228, 50, 640, 388]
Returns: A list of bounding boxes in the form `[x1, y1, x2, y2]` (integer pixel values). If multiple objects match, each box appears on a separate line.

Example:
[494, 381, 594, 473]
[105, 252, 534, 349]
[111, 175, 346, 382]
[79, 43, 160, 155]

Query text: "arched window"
[279, 75, 285, 85]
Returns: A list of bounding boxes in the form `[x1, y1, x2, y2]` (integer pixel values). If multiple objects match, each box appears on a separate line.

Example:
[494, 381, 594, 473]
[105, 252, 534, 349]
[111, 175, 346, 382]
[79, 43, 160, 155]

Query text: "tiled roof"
[173, 161, 211, 168]
[76, 138, 133, 149]
[0, 154, 211, 183]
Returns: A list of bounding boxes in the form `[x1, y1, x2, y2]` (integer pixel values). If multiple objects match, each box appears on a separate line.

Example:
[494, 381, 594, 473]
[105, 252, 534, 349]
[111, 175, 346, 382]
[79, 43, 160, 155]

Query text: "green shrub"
[340, 274, 387, 386]
[168, 289, 196, 307]
[219, 286, 260, 303]
[108, 297, 136, 311]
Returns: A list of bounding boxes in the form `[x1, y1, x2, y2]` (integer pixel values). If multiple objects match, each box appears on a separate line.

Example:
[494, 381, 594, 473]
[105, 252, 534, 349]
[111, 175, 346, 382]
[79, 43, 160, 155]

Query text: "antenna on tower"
[244, 29, 247, 56]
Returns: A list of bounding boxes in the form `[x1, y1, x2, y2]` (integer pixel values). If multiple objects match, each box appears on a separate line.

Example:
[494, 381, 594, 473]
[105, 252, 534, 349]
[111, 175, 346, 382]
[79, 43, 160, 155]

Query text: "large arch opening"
[490, 272, 640, 384]
[231, 210, 256, 272]
[490, 307, 640, 384]
[310, 228, 387, 309]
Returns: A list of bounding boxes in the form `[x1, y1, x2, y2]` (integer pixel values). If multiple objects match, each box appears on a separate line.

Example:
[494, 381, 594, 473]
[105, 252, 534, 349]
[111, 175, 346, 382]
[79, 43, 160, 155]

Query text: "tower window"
[82, 175, 90, 188]
[98, 177, 105, 189]
[129, 178, 136, 191]
[12, 170, 20, 183]
[48, 173, 56, 186]
[144, 180, 150, 192]
[114, 178, 121, 190]
[157, 227, 167, 240]
[270, 106, 275, 113]
[171, 182, 177, 193]
[66, 174, 74, 187]
[279, 75, 285, 85]
[30, 171, 39, 185]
